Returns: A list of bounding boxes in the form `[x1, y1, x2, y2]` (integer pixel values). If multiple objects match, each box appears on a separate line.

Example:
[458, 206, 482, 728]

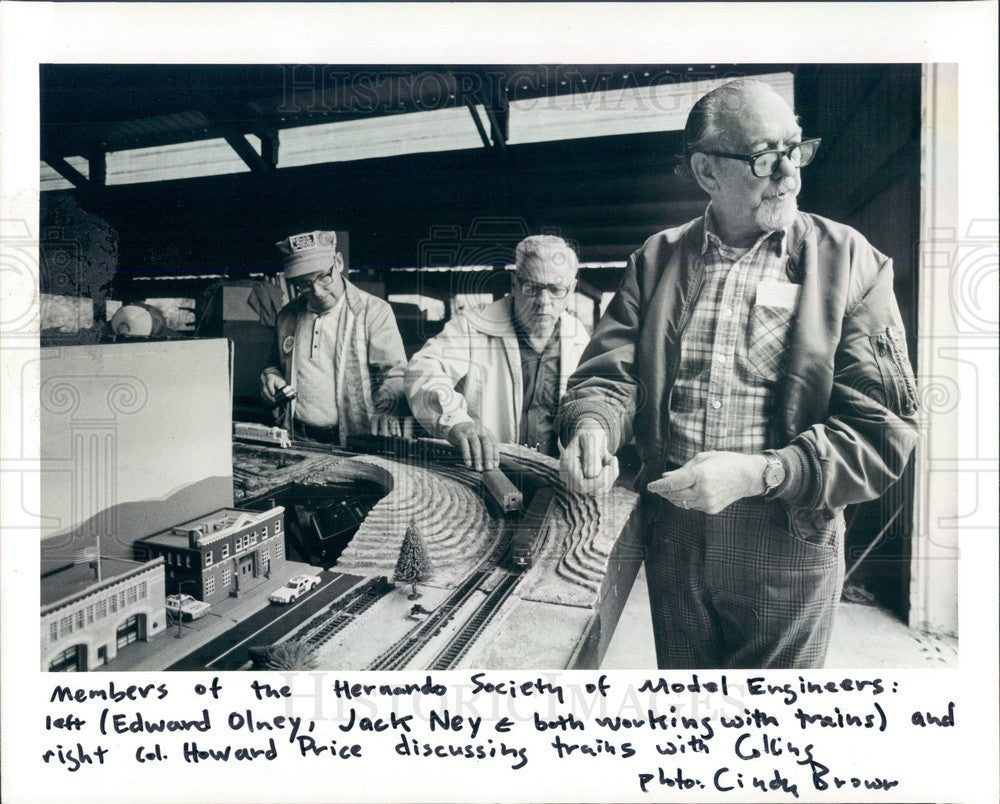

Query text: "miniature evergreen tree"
[248, 640, 318, 671]
[393, 521, 433, 600]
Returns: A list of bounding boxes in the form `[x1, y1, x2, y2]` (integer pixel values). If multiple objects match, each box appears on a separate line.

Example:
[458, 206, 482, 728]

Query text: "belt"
[292, 420, 340, 444]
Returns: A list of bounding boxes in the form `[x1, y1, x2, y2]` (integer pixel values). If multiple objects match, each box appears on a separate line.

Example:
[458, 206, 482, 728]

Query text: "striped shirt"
[666, 209, 798, 465]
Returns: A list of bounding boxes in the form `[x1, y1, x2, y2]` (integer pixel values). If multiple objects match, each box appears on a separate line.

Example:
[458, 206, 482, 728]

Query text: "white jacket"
[405, 296, 591, 447]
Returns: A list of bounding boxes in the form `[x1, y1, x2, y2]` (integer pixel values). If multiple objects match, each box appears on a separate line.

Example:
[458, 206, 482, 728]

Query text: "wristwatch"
[762, 451, 786, 497]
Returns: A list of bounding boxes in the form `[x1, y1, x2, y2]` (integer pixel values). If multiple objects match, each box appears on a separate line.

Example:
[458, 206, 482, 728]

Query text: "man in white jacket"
[406, 235, 591, 470]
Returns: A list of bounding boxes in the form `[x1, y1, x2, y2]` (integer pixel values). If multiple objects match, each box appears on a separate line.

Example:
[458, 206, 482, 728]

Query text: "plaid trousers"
[643, 494, 845, 669]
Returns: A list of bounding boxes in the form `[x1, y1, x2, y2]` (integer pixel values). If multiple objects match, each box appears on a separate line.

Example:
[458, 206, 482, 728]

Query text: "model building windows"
[139, 582, 147, 600]
[249, 531, 258, 545]
[205, 576, 216, 596]
[60, 616, 72, 637]
[185, 555, 192, 568]
[49, 622, 58, 642]
[222, 544, 230, 559]
[109, 595, 117, 614]
[75, 610, 85, 629]
[222, 566, 232, 587]
[205, 550, 214, 567]
[96, 599, 107, 619]
[275, 540, 283, 557]
[127, 585, 138, 604]
[86, 605, 94, 624]
[275, 520, 282, 533]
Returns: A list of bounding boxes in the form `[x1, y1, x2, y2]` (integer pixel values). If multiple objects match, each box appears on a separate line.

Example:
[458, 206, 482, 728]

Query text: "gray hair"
[515, 235, 579, 275]
[676, 78, 793, 180]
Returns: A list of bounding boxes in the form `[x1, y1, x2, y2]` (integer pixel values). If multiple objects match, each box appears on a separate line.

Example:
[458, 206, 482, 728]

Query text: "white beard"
[755, 193, 799, 232]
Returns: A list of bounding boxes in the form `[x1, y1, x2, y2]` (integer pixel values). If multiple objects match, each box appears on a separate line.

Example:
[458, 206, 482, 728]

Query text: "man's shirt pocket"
[746, 281, 799, 382]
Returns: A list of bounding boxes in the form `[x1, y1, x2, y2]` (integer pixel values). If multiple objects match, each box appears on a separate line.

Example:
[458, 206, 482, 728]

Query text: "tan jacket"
[405, 296, 591, 447]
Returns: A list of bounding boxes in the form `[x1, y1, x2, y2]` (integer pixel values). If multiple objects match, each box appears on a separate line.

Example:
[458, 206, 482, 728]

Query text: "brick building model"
[135, 506, 286, 605]
[41, 558, 167, 671]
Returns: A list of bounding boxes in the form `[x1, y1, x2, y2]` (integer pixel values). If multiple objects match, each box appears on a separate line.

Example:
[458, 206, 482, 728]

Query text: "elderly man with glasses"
[260, 230, 408, 445]
[557, 79, 919, 669]
[406, 235, 591, 469]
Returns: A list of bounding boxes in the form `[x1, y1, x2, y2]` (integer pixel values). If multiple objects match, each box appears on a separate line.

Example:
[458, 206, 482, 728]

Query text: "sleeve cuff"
[770, 443, 816, 507]
[439, 411, 475, 439]
[557, 401, 623, 453]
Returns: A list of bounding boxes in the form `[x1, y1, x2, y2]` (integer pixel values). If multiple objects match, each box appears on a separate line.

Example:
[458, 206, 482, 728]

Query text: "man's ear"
[690, 152, 720, 194]
[334, 252, 345, 273]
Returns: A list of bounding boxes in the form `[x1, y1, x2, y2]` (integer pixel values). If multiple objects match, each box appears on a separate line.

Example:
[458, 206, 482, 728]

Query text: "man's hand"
[370, 413, 403, 438]
[260, 370, 287, 405]
[646, 451, 768, 514]
[559, 420, 619, 495]
[446, 422, 500, 471]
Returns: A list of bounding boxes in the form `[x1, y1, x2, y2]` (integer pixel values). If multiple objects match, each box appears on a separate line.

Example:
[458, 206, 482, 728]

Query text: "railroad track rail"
[298, 576, 392, 649]
[368, 521, 518, 670]
[428, 571, 520, 670]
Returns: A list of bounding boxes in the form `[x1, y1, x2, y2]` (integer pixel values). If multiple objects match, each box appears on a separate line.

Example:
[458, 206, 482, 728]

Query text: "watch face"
[764, 460, 785, 488]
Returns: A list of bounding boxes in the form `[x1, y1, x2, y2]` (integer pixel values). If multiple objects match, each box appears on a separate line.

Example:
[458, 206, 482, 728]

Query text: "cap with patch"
[276, 230, 338, 279]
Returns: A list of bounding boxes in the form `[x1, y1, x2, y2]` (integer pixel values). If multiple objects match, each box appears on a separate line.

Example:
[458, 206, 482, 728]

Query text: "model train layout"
[224, 429, 641, 669]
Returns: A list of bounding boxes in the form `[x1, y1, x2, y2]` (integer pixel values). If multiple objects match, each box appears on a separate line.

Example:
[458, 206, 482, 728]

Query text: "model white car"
[269, 574, 321, 604]
[165, 593, 211, 621]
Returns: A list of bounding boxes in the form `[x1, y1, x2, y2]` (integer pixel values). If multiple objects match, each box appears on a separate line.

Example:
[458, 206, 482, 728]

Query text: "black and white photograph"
[32, 60, 958, 674]
[2, 3, 997, 803]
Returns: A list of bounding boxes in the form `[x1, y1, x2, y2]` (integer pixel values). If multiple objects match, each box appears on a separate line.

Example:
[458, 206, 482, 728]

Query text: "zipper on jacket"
[871, 329, 917, 416]
[660, 258, 705, 450]
[885, 326, 918, 415]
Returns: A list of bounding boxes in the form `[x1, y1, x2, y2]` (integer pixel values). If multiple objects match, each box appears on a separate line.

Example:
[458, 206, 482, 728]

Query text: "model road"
[167, 571, 363, 671]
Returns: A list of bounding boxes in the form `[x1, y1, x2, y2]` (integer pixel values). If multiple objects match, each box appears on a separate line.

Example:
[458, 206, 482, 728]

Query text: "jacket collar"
[697, 204, 815, 261]
[463, 295, 588, 345]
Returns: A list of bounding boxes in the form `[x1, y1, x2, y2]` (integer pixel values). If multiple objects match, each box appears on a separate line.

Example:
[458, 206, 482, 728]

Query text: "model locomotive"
[234, 421, 292, 448]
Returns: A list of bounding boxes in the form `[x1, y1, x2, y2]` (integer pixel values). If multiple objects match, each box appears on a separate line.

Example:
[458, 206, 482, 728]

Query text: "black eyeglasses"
[515, 276, 573, 300]
[700, 138, 821, 178]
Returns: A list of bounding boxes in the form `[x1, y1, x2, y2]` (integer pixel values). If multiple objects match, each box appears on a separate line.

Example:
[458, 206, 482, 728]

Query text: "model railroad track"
[368, 522, 518, 671]
[427, 571, 521, 670]
[297, 576, 392, 649]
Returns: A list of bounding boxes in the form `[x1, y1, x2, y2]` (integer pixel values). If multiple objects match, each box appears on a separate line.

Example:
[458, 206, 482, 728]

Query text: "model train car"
[510, 486, 556, 570]
[481, 468, 523, 514]
[234, 421, 292, 448]
[344, 433, 456, 465]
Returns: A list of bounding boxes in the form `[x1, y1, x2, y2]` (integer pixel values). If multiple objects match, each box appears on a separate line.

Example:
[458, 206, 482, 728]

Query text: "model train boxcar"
[481, 468, 523, 514]
[511, 486, 555, 570]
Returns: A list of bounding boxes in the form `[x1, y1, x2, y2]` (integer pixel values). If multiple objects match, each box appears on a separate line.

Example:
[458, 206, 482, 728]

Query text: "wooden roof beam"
[42, 151, 92, 190]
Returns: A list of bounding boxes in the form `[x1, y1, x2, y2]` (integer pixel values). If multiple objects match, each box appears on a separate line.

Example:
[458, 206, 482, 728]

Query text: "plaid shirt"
[666, 210, 797, 465]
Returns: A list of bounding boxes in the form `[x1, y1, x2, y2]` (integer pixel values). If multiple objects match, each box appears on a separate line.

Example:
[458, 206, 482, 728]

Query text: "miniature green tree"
[393, 521, 433, 600]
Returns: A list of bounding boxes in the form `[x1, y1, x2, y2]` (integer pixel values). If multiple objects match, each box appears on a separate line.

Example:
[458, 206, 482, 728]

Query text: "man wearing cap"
[557, 79, 919, 669]
[405, 235, 591, 470]
[261, 230, 408, 444]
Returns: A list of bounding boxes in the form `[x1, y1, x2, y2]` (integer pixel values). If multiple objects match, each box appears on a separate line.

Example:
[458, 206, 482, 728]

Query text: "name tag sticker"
[756, 281, 800, 310]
